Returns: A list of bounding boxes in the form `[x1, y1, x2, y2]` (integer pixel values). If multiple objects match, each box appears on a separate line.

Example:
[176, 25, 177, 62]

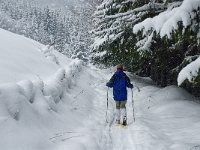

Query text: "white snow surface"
[0, 28, 59, 84]
[1, 28, 200, 150]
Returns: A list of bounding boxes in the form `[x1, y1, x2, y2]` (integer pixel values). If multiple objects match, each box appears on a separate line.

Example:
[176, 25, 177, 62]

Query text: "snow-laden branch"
[178, 56, 200, 86]
[96, 3, 165, 20]
[133, 0, 200, 38]
[92, 1, 166, 50]
[136, 33, 154, 52]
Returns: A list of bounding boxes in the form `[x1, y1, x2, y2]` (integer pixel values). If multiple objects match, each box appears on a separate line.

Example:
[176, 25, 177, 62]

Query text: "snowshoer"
[106, 64, 133, 126]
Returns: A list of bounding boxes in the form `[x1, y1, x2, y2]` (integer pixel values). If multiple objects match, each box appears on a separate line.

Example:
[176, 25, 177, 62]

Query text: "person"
[106, 64, 133, 126]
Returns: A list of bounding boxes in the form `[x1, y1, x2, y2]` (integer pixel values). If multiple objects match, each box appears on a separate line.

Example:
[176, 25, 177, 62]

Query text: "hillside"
[0, 28, 59, 84]
[0, 29, 200, 150]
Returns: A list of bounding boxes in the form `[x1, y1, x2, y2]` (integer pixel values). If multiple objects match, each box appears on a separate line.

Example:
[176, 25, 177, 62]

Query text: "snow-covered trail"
[2, 57, 199, 150]
[0, 27, 200, 150]
[54, 64, 200, 150]
[50, 64, 139, 150]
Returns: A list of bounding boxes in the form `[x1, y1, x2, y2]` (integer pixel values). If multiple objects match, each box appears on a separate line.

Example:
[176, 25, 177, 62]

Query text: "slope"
[0, 28, 86, 150]
[1, 29, 200, 150]
[0, 28, 59, 84]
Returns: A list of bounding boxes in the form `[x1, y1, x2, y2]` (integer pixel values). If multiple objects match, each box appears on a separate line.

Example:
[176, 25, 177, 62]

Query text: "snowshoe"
[115, 119, 120, 125]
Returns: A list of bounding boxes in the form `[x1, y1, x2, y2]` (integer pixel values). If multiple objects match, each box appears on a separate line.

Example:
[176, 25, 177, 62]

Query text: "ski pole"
[106, 87, 109, 123]
[131, 88, 135, 122]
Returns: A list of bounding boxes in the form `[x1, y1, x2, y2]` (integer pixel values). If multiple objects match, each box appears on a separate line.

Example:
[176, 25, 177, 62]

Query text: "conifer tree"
[92, 0, 165, 71]
[133, 0, 200, 91]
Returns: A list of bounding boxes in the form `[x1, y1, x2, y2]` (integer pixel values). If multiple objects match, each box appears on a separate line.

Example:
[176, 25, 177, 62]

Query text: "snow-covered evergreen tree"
[92, 0, 200, 96]
[132, 0, 200, 88]
[92, 0, 165, 71]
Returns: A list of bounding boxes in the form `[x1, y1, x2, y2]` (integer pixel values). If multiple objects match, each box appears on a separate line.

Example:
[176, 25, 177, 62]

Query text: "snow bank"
[133, 84, 200, 150]
[0, 59, 83, 120]
[40, 46, 60, 65]
[0, 28, 84, 119]
[0, 29, 59, 84]
[133, 0, 200, 38]
[44, 59, 83, 104]
[177, 57, 200, 86]
[0, 83, 25, 120]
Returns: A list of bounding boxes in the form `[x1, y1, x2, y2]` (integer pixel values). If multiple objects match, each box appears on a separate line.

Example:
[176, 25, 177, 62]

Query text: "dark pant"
[115, 101, 127, 121]
[115, 101, 127, 109]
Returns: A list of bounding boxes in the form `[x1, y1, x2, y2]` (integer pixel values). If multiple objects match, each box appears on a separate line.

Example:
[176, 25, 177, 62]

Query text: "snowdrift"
[0, 28, 83, 120]
[0, 28, 86, 150]
[0, 29, 59, 84]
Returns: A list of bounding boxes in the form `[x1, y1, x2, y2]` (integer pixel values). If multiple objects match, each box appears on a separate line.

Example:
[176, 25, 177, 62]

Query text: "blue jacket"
[106, 71, 133, 101]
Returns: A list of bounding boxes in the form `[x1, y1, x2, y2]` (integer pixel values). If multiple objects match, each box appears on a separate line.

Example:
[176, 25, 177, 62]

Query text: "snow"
[92, 1, 165, 51]
[132, 0, 200, 85]
[136, 32, 154, 52]
[0, 28, 59, 84]
[1, 28, 200, 150]
[133, 0, 200, 38]
[177, 56, 200, 86]
[0, 28, 84, 149]
[93, 50, 107, 57]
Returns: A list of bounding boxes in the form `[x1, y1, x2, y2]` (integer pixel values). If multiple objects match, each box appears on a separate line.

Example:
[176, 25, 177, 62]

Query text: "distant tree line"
[0, 0, 69, 53]
[0, 0, 95, 61]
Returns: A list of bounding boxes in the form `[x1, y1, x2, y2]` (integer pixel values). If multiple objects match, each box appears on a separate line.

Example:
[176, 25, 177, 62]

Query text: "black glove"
[127, 84, 133, 89]
[106, 82, 113, 88]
